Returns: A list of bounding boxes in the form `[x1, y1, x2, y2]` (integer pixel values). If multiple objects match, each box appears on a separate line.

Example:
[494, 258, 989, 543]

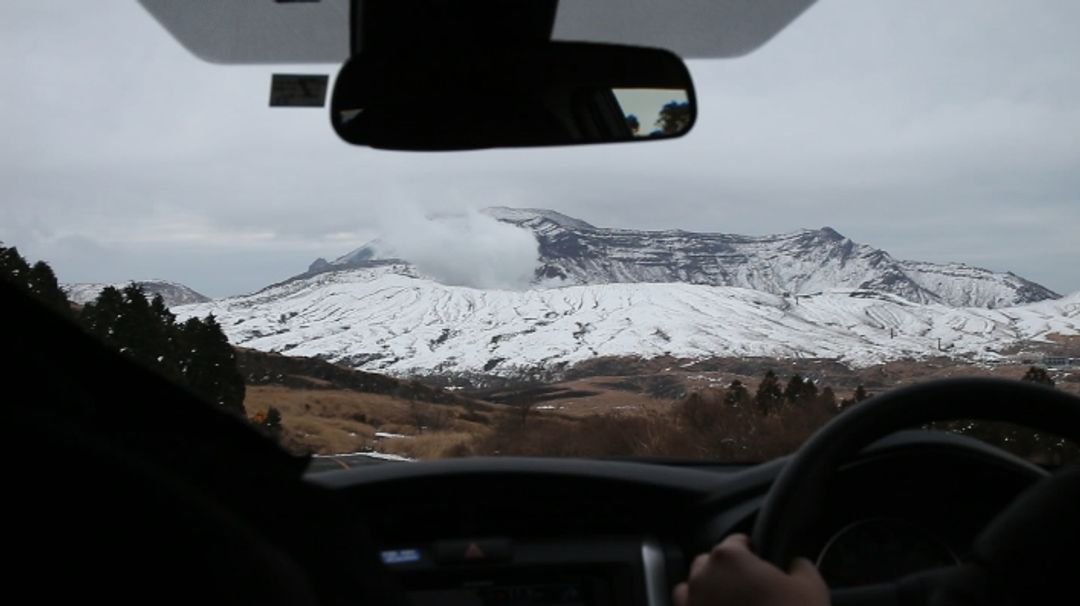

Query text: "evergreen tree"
[265, 406, 283, 431]
[755, 370, 783, 415]
[80, 286, 125, 343]
[113, 285, 165, 370]
[260, 406, 283, 440]
[0, 245, 32, 287]
[1, 247, 70, 314]
[818, 386, 837, 411]
[724, 380, 750, 407]
[150, 294, 175, 326]
[783, 374, 819, 406]
[27, 261, 70, 314]
[855, 385, 870, 402]
[179, 315, 245, 416]
[1022, 366, 1054, 387]
[149, 295, 182, 379]
[3, 246, 247, 421]
[784, 374, 803, 405]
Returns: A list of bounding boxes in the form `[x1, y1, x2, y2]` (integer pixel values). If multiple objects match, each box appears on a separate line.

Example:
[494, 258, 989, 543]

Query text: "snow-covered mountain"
[317, 208, 1057, 309]
[63, 280, 211, 307]
[175, 265, 1079, 378]
[167, 208, 1072, 378]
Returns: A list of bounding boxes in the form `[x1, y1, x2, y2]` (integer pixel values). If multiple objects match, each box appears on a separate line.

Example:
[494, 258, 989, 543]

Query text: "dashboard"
[376, 537, 663, 606]
[309, 431, 1045, 603]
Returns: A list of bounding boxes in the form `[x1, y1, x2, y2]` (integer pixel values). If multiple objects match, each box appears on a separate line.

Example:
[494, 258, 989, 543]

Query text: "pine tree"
[755, 370, 783, 415]
[150, 294, 175, 326]
[1022, 366, 1054, 387]
[80, 286, 125, 343]
[27, 261, 70, 315]
[265, 406, 282, 427]
[265, 406, 283, 436]
[149, 295, 182, 379]
[783, 374, 819, 406]
[3, 246, 248, 421]
[818, 386, 837, 411]
[724, 380, 750, 407]
[0, 246, 32, 288]
[1, 247, 71, 314]
[179, 315, 245, 416]
[113, 285, 164, 370]
[784, 374, 803, 405]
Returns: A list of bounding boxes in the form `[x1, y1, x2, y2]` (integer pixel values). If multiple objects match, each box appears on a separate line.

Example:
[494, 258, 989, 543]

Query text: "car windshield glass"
[3, 1, 1078, 469]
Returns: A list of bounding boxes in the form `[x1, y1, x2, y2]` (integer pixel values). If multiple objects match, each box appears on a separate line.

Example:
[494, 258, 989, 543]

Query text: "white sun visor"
[137, 0, 816, 64]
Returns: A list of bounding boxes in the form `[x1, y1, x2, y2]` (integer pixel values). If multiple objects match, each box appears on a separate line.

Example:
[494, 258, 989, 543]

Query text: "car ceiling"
[137, 0, 817, 64]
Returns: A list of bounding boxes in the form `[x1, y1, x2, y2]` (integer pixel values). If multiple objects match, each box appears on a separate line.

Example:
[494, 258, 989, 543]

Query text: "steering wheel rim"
[751, 377, 1080, 568]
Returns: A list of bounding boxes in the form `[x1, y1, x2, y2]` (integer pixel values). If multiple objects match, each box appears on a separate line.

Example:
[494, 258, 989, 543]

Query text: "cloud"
[371, 207, 540, 290]
[1, 0, 1078, 297]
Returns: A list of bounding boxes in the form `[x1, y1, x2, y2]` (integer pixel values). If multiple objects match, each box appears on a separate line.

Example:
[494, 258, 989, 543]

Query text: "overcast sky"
[2, 0, 1078, 298]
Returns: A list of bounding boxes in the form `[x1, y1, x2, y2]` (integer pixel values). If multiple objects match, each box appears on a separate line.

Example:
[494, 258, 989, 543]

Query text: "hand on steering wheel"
[684, 378, 1080, 606]
[674, 533, 828, 606]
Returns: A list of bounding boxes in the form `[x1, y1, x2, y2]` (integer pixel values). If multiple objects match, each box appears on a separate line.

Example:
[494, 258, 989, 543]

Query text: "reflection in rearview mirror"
[613, 89, 693, 138]
[330, 42, 696, 151]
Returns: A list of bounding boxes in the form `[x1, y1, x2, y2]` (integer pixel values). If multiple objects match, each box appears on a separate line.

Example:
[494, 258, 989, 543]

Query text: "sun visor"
[137, 0, 352, 64]
[554, 0, 817, 59]
[138, 0, 816, 64]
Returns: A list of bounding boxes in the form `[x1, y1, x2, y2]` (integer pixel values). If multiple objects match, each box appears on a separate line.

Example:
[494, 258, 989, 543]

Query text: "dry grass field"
[240, 348, 1078, 463]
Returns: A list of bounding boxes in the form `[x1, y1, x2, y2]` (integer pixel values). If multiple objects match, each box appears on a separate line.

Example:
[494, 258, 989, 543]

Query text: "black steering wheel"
[750, 377, 1080, 603]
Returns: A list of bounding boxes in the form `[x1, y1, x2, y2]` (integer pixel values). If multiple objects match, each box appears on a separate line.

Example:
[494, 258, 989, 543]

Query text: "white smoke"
[373, 207, 540, 290]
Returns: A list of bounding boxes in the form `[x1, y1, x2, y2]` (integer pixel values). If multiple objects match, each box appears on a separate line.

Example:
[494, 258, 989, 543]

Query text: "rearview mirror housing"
[330, 42, 696, 151]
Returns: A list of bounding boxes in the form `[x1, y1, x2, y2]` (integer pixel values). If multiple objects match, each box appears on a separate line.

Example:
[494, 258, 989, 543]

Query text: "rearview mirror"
[330, 42, 696, 151]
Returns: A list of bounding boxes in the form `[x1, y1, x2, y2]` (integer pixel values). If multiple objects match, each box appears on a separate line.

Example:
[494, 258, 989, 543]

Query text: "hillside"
[177, 267, 1079, 379]
[63, 280, 211, 307]
[236, 348, 497, 458]
[322, 207, 1058, 308]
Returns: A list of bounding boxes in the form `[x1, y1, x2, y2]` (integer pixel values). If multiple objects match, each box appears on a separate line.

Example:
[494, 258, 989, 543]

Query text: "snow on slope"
[481, 208, 1058, 309]
[175, 266, 1080, 378]
[324, 208, 1058, 309]
[63, 280, 211, 307]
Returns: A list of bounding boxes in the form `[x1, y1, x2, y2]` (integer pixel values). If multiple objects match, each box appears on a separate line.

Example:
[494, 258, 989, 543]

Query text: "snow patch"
[312, 451, 414, 462]
[175, 269, 1080, 377]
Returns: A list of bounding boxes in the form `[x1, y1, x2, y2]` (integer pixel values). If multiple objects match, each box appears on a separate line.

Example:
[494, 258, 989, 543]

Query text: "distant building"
[1042, 356, 1078, 368]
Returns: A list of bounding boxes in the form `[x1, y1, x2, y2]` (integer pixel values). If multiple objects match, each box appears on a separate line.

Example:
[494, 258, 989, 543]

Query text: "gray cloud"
[1, 0, 1078, 297]
[369, 207, 540, 290]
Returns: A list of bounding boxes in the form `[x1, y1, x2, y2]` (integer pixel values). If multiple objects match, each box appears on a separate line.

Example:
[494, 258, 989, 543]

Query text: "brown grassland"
[241, 349, 1079, 465]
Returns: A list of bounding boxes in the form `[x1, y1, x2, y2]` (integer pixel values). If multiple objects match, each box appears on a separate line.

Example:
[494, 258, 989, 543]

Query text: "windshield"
[3, 1, 1078, 469]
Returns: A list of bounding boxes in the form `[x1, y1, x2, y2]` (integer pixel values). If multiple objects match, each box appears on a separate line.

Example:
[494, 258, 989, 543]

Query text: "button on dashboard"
[434, 538, 513, 564]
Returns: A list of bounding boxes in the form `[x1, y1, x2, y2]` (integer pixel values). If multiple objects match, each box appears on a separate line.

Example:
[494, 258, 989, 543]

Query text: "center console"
[379, 536, 672, 606]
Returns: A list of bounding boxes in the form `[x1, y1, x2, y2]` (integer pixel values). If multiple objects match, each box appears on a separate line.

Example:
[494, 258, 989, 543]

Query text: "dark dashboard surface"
[309, 431, 1045, 594]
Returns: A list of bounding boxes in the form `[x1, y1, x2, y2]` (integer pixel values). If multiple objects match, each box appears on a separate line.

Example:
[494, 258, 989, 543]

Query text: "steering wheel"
[750, 377, 1080, 603]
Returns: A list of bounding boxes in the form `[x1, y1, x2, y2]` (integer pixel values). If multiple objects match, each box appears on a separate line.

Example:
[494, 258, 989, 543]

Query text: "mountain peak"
[481, 207, 596, 230]
[481, 208, 1056, 308]
[306, 207, 1056, 309]
[333, 242, 379, 266]
[813, 226, 845, 240]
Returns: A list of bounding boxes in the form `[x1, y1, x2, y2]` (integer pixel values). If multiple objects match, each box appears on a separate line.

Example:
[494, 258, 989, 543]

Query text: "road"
[305, 452, 410, 474]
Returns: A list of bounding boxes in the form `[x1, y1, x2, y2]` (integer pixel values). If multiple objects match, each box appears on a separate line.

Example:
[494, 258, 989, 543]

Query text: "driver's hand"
[673, 534, 829, 606]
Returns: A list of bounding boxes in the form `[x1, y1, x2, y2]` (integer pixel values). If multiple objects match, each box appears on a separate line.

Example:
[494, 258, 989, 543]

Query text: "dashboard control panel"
[378, 536, 671, 606]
